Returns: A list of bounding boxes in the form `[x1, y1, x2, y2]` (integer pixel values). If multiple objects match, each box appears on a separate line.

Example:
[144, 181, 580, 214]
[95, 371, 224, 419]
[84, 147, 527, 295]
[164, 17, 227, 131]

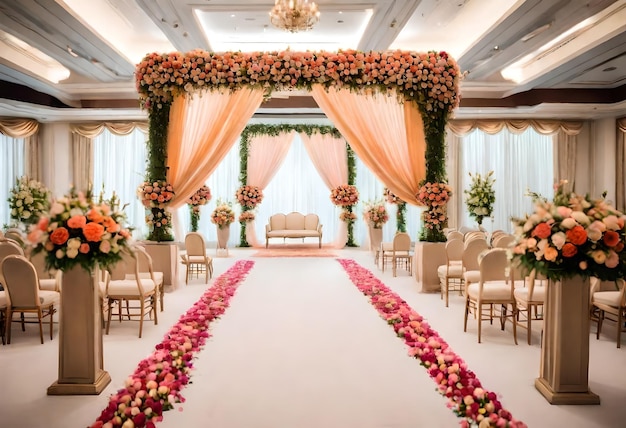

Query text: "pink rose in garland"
[235, 185, 264, 209]
[417, 182, 453, 238]
[137, 180, 174, 209]
[330, 184, 359, 207]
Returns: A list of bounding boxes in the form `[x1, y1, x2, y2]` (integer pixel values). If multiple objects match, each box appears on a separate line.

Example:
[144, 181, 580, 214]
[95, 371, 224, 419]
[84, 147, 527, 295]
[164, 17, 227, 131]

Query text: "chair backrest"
[445, 238, 464, 262]
[462, 238, 489, 271]
[270, 214, 286, 230]
[526, 269, 547, 299]
[1, 254, 41, 308]
[285, 212, 305, 230]
[185, 232, 207, 257]
[447, 231, 464, 241]
[464, 231, 487, 245]
[28, 250, 53, 279]
[492, 234, 515, 248]
[4, 230, 25, 248]
[0, 240, 25, 285]
[479, 248, 509, 282]
[393, 232, 411, 251]
[304, 214, 319, 230]
[134, 245, 154, 273]
[108, 247, 136, 281]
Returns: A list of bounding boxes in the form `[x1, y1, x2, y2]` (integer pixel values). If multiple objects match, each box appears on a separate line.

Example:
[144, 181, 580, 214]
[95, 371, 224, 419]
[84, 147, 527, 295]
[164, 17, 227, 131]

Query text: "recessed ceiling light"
[230, 14, 235, 18]
[602, 66, 617, 72]
[338, 20, 344, 24]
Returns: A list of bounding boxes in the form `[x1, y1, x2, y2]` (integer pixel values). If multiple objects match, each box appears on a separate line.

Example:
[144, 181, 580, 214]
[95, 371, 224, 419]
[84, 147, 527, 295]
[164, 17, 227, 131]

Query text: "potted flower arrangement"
[363, 200, 389, 229]
[27, 189, 131, 272]
[8, 175, 50, 228]
[464, 171, 496, 227]
[510, 180, 624, 405]
[187, 184, 211, 232]
[384, 187, 407, 232]
[417, 181, 452, 242]
[137, 180, 175, 242]
[211, 200, 235, 250]
[331, 184, 359, 247]
[27, 188, 131, 395]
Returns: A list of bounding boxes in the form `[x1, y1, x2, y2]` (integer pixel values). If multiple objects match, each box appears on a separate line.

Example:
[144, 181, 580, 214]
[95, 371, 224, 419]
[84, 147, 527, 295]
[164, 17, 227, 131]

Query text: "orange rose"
[49, 227, 69, 245]
[87, 208, 104, 224]
[566, 225, 587, 245]
[561, 243, 578, 257]
[83, 222, 105, 242]
[67, 215, 87, 229]
[532, 223, 552, 240]
[603, 230, 620, 247]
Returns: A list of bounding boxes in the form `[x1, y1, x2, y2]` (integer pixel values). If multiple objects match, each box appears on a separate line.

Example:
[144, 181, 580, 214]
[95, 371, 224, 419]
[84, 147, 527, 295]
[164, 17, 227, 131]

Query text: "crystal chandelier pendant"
[269, 0, 320, 33]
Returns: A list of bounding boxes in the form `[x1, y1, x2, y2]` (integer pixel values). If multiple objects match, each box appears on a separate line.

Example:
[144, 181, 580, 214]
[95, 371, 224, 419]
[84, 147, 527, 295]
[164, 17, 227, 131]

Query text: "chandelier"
[269, 0, 320, 33]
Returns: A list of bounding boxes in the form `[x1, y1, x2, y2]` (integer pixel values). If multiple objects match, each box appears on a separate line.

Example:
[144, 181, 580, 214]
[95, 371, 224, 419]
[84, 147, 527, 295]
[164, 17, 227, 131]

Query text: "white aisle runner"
[159, 257, 458, 428]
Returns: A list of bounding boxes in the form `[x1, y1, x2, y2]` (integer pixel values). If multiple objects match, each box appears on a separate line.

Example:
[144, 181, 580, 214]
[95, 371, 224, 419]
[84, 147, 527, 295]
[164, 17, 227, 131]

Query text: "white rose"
[15, 199, 22, 207]
[67, 238, 81, 249]
[560, 217, 577, 229]
[69, 208, 84, 217]
[66, 248, 79, 259]
[24, 196, 34, 204]
[50, 202, 65, 216]
[551, 231, 567, 249]
[22, 210, 31, 218]
[603, 215, 620, 230]
[10, 208, 17, 216]
[571, 211, 590, 225]
[55, 249, 65, 259]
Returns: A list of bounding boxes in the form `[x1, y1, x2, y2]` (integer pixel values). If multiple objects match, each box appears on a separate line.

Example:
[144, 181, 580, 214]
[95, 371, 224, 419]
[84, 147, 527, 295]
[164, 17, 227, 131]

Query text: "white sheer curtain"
[460, 127, 554, 232]
[92, 128, 148, 239]
[0, 135, 26, 227]
[176, 143, 241, 248]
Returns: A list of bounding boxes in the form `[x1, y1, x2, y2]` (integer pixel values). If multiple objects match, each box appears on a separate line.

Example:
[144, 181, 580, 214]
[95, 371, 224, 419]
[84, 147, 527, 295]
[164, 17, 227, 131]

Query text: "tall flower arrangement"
[384, 187, 407, 232]
[464, 171, 496, 226]
[8, 176, 50, 228]
[26, 189, 131, 272]
[137, 180, 174, 242]
[363, 200, 389, 229]
[331, 184, 359, 246]
[187, 185, 211, 232]
[511, 180, 626, 281]
[417, 182, 452, 242]
[235, 185, 264, 209]
[211, 200, 235, 230]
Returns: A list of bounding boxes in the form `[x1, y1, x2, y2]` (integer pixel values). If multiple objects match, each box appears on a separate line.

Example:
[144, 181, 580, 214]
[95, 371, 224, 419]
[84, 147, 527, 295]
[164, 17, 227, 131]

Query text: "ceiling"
[0, 0, 625, 122]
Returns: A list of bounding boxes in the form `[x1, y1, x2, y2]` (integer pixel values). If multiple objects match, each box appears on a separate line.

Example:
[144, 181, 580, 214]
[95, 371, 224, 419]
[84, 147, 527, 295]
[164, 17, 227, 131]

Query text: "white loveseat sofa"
[265, 212, 323, 248]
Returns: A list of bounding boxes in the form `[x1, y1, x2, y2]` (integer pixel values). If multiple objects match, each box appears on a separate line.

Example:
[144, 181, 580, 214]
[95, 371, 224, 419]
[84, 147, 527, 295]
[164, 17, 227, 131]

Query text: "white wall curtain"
[460, 128, 554, 232]
[0, 135, 26, 227]
[92, 128, 148, 239]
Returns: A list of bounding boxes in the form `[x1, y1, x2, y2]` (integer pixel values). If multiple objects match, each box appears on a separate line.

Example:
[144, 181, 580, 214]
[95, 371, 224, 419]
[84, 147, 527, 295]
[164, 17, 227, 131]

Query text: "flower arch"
[135, 49, 461, 242]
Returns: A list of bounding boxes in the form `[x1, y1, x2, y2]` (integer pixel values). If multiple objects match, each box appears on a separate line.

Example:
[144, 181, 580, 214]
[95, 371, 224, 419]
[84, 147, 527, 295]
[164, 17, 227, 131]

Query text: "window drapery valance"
[70, 122, 148, 137]
[0, 118, 39, 137]
[447, 119, 583, 136]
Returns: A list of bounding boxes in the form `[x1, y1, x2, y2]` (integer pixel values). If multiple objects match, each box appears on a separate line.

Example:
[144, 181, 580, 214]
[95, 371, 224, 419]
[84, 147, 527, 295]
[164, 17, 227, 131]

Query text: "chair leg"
[38, 308, 44, 344]
[445, 279, 449, 307]
[597, 310, 604, 339]
[138, 300, 145, 339]
[463, 297, 469, 332]
[185, 265, 189, 284]
[153, 295, 158, 326]
[477, 304, 482, 343]
[527, 306, 532, 345]
[106, 300, 113, 335]
[512, 304, 518, 345]
[160, 285, 164, 312]
[49, 306, 54, 340]
[617, 310, 623, 349]
[6, 309, 12, 344]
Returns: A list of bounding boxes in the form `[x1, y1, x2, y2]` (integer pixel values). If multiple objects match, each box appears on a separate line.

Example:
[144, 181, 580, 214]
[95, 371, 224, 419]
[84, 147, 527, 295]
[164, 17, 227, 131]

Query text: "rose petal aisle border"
[337, 259, 526, 428]
[90, 260, 255, 428]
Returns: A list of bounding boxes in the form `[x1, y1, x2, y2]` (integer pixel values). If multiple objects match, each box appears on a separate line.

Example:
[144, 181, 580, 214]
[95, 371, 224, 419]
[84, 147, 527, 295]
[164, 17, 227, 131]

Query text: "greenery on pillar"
[145, 106, 174, 242]
[419, 116, 450, 242]
[396, 202, 407, 233]
[346, 144, 358, 247]
[238, 135, 251, 247]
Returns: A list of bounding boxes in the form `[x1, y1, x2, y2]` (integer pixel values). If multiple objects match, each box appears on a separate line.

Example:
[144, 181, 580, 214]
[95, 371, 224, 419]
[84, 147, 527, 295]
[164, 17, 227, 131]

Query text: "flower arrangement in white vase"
[464, 171, 495, 227]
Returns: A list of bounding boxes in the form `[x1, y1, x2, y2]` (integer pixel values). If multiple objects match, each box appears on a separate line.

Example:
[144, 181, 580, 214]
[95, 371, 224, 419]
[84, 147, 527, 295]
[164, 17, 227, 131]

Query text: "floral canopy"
[135, 49, 461, 241]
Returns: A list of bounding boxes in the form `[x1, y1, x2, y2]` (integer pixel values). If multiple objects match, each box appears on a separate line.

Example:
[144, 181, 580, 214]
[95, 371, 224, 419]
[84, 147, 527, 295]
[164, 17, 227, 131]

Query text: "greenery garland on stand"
[396, 202, 407, 233]
[237, 124, 345, 247]
[144, 106, 174, 242]
[346, 144, 358, 247]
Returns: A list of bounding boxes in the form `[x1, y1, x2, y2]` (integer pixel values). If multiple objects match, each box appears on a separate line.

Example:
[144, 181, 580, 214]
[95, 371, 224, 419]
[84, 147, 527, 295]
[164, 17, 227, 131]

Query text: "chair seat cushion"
[438, 264, 464, 278]
[463, 270, 481, 284]
[381, 242, 393, 251]
[186, 255, 210, 264]
[39, 290, 60, 306]
[39, 278, 58, 291]
[467, 281, 512, 300]
[108, 279, 156, 296]
[267, 230, 320, 238]
[127, 272, 165, 285]
[514, 286, 546, 302]
[592, 291, 622, 307]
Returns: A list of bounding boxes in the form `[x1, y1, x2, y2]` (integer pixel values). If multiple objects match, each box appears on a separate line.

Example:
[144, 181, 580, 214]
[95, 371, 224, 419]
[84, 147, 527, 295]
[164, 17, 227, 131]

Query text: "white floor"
[1, 248, 625, 428]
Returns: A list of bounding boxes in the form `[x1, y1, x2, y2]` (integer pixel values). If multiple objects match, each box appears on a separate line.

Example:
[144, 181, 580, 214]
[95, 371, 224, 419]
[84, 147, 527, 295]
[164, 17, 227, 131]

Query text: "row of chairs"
[377, 232, 412, 277]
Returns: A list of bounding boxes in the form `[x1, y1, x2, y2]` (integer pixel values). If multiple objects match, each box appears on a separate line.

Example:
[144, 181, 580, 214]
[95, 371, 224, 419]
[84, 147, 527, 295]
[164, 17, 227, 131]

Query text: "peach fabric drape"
[71, 133, 94, 192]
[70, 122, 148, 137]
[246, 131, 295, 247]
[300, 132, 347, 190]
[0, 118, 38, 137]
[167, 88, 264, 209]
[447, 119, 583, 136]
[300, 131, 349, 248]
[311, 85, 425, 206]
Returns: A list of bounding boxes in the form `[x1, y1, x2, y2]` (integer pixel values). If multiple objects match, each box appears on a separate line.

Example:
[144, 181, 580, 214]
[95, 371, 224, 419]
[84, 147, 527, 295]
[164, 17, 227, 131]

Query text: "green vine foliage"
[237, 124, 346, 247]
[346, 144, 358, 247]
[144, 105, 174, 242]
[190, 207, 199, 232]
[396, 202, 407, 233]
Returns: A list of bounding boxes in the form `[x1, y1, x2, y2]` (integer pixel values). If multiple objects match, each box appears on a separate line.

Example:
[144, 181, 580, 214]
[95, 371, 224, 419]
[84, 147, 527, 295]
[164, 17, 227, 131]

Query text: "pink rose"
[79, 243, 90, 254]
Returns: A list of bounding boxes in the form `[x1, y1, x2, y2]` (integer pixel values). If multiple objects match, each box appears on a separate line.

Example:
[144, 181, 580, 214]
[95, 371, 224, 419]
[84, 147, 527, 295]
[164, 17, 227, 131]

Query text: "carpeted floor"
[2, 249, 625, 428]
